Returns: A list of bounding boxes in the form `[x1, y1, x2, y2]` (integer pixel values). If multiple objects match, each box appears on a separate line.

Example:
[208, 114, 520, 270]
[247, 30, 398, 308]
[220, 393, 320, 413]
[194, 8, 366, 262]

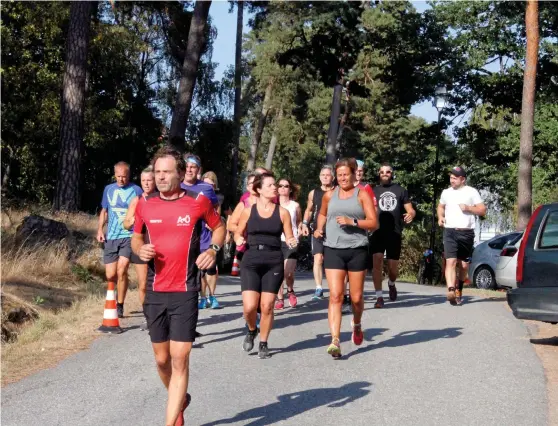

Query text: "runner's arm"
[460, 203, 487, 217]
[403, 202, 416, 223]
[96, 208, 107, 242]
[122, 196, 139, 230]
[295, 203, 303, 228]
[437, 203, 446, 227]
[233, 208, 250, 244]
[227, 201, 245, 233]
[281, 207, 296, 247]
[313, 191, 332, 238]
[356, 190, 378, 232]
[302, 190, 314, 224]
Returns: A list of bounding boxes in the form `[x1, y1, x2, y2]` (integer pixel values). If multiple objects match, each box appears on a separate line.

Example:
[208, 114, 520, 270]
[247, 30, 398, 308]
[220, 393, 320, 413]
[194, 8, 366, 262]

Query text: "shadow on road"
[345, 327, 463, 358]
[530, 336, 558, 346]
[200, 381, 372, 426]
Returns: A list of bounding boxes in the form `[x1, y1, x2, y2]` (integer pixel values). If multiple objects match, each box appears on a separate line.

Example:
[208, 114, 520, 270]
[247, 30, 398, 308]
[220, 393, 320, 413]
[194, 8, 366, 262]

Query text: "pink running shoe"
[287, 290, 298, 308]
[351, 319, 363, 346]
[275, 298, 284, 310]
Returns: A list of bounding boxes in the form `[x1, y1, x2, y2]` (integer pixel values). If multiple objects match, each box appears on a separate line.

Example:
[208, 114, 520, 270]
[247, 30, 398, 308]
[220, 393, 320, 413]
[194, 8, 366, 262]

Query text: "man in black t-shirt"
[370, 163, 415, 308]
[301, 165, 334, 300]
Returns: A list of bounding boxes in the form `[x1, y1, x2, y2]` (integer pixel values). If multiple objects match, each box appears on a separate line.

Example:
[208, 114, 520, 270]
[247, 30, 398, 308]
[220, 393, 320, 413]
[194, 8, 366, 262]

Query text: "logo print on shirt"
[379, 192, 398, 212]
[177, 215, 191, 226]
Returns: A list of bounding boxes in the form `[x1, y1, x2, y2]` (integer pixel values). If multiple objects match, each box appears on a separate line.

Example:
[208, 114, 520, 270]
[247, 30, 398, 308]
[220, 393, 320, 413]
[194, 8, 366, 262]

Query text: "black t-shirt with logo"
[373, 183, 410, 235]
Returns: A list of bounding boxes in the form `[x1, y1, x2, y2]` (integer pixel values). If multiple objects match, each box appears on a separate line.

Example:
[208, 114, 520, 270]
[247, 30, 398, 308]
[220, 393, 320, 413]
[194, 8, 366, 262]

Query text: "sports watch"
[353, 218, 358, 227]
[209, 244, 221, 252]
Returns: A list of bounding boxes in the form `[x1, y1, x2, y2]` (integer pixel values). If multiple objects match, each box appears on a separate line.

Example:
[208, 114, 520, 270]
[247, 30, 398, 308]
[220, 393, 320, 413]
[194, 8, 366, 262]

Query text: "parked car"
[507, 202, 558, 324]
[469, 232, 523, 289]
[495, 235, 523, 288]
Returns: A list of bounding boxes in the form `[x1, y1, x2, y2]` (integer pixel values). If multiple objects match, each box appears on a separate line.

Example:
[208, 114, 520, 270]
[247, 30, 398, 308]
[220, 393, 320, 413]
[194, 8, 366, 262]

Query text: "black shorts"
[323, 246, 368, 271]
[369, 231, 403, 260]
[281, 242, 299, 260]
[241, 249, 284, 294]
[103, 238, 146, 264]
[443, 228, 475, 262]
[200, 248, 218, 276]
[143, 291, 199, 343]
[311, 236, 324, 255]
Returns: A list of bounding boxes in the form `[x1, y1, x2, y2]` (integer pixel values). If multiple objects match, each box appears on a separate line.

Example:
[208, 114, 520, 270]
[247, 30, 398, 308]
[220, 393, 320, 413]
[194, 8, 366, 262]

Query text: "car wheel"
[473, 265, 496, 290]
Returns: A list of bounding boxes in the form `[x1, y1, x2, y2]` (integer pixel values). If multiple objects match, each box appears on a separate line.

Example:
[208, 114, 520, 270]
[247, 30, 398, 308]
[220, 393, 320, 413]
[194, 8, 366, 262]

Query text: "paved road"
[2, 275, 547, 426]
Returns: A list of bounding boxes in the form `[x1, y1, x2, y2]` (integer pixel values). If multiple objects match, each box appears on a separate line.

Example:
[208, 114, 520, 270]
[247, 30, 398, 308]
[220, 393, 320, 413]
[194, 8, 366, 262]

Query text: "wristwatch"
[353, 218, 358, 226]
[209, 243, 221, 252]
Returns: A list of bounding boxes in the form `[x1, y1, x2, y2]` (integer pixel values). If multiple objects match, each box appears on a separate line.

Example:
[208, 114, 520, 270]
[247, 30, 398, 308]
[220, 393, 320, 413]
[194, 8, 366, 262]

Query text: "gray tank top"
[324, 187, 368, 249]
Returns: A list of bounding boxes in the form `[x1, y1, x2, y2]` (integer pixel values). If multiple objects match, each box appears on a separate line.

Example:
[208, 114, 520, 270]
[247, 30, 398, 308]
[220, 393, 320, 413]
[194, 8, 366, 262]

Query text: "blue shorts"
[103, 238, 145, 264]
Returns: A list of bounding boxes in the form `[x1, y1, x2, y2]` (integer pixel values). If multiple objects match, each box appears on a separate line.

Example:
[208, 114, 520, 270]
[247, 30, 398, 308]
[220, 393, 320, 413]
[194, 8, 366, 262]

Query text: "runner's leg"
[348, 270, 365, 325]
[166, 341, 192, 426]
[116, 256, 130, 314]
[133, 263, 148, 305]
[326, 269, 347, 342]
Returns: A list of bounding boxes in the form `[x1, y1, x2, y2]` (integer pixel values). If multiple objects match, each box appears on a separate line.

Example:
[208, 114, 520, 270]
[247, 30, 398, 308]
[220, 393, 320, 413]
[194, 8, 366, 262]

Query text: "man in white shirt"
[437, 166, 486, 305]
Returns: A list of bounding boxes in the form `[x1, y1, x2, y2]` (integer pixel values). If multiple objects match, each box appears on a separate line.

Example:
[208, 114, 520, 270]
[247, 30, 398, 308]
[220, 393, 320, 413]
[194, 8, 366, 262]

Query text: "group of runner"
[96, 150, 485, 426]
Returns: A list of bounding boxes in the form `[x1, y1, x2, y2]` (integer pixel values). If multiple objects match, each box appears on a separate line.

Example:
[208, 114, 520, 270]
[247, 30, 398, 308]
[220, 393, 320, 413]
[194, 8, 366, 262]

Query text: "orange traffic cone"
[231, 256, 240, 276]
[98, 281, 123, 334]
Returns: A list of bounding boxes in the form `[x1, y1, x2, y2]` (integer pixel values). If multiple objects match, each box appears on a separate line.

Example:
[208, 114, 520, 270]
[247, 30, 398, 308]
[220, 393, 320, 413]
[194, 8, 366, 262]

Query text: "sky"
[208, 1, 440, 123]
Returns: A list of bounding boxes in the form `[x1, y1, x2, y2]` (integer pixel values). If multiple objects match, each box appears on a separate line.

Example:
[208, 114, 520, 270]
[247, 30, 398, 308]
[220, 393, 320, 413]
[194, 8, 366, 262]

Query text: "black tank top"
[311, 187, 325, 229]
[247, 204, 283, 248]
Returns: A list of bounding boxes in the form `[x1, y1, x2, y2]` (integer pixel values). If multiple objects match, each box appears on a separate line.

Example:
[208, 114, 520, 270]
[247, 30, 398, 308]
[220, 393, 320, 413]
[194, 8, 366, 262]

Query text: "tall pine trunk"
[517, 0, 539, 230]
[246, 81, 273, 171]
[230, 1, 244, 198]
[169, 0, 212, 149]
[265, 109, 283, 170]
[326, 82, 343, 165]
[53, 2, 93, 212]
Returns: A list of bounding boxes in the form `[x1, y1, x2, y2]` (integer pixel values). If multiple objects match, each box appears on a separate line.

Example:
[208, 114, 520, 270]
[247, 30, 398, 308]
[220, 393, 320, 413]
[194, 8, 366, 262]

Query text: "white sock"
[316, 285, 322, 289]
[376, 290, 383, 298]
[388, 280, 395, 287]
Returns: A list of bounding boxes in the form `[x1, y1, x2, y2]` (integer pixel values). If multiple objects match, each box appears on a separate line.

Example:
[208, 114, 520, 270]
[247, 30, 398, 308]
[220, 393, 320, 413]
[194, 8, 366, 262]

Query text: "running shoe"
[342, 295, 352, 313]
[243, 329, 258, 352]
[351, 319, 363, 346]
[447, 287, 457, 305]
[209, 296, 220, 309]
[275, 298, 284, 310]
[117, 303, 124, 319]
[455, 289, 463, 305]
[388, 282, 398, 301]
[198, 297, 207, 310]
[312, 288, 323, 300]
[174, 393, 192, 426]
[327, 338, 341, 358]
[374, 296, 385, 309]
[258, 342, 271, 359]
[287, 290, 298, 308]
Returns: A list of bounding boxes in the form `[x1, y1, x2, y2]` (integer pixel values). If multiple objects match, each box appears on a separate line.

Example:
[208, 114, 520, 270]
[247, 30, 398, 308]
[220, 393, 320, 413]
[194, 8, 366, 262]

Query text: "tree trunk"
[265, 109, 283, 170]
[517, 0, 539, 231]
[246, 81, 273, 171]
[230, 0, 244, 199]
[335, 92, 352, 156]
[168, 0, 212, 149]
[53, 2, 93, 212]
[326, 82, 343, 165]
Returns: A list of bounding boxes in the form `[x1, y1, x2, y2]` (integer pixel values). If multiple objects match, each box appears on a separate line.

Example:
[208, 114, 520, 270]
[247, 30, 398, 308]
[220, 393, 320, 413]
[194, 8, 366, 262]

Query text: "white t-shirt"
[439, 185, 483, 229]
[280, 200, 299, 241]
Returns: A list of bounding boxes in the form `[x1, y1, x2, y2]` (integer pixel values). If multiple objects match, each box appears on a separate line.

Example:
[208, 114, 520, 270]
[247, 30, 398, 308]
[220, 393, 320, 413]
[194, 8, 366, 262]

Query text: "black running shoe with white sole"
[258, 342, 270, 359]
[243, 329, 258, 352]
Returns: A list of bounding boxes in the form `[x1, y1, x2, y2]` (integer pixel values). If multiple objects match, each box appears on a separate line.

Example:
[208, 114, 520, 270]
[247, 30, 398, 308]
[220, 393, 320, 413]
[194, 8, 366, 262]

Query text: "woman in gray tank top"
[313, 158, 378, 358]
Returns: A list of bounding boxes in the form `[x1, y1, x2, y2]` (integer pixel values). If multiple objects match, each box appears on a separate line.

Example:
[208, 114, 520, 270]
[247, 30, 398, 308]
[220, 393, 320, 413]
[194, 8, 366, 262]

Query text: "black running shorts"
[369, 231, 403, 261]
[324, 246, 368, 271]
[443, 228, 474, 262]
[241, 249, 284, 294]
[281, 242, 299, 260]
[143, 291, 199, 343]
[311, 236, 324, 256]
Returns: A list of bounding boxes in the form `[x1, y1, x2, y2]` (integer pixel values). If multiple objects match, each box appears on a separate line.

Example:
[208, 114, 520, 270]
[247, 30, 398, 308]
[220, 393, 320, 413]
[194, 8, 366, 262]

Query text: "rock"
[15, 215, 70, 246]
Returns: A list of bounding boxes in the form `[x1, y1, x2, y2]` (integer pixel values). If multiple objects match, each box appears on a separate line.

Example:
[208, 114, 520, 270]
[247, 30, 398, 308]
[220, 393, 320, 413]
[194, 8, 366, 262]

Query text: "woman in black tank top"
[234, 173, 297, 359]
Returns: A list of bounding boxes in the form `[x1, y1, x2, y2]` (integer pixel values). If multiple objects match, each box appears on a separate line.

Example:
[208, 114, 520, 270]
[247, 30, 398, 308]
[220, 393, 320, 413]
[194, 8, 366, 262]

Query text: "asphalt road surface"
[2, 275, 547, 426]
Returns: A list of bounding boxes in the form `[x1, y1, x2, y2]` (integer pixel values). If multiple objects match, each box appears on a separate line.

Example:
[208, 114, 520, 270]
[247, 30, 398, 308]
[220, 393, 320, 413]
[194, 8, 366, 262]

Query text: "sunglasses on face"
[380, 171, 392, 175]
[278, 184, 290, 188]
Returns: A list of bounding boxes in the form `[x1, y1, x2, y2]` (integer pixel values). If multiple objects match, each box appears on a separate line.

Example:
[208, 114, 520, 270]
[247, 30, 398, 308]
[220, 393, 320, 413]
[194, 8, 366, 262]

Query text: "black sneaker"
[388, 283, 398, 301]
[258, 342, 271, 359]
[117, 303, 124, 318]
[243, 329, 258, 352]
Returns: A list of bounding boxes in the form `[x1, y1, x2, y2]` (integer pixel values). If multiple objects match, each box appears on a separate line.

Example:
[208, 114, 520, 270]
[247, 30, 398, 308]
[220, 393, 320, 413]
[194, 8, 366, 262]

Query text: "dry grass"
[0, 206, 140, 385]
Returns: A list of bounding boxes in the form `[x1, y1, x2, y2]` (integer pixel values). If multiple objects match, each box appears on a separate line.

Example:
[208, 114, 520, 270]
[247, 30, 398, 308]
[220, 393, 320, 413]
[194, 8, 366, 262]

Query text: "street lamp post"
[429, 85, 448, 253]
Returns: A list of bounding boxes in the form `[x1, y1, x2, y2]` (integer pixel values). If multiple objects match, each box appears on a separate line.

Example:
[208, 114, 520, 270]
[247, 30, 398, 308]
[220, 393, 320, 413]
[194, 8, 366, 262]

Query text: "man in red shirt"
[132, 146, 225, 426]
